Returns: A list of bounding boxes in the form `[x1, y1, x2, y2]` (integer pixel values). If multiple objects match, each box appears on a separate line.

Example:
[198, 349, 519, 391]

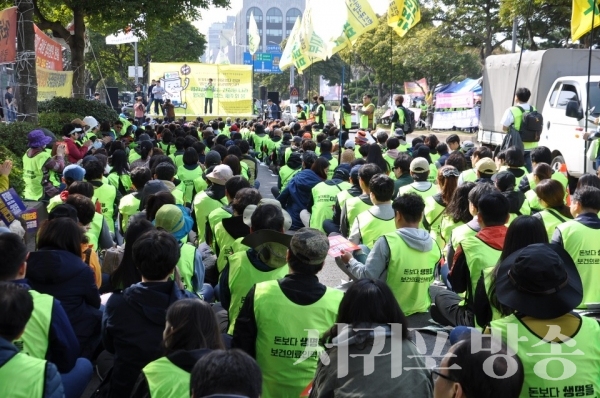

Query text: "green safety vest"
[14, 290, 52, 360]
[252, 134, 267, 158]
[390, 108, 406, 133]
[47, 194, 63, 213]
[128, 150, 142, 164]
[177, 166, 203, 205]
[354, 208, 396, 249]
[241, 157, 256, 185]
[227, 252, 289, 334]
[383, 154, 396, 171]
[460, 235, 502, 305]
[536, 208, 567, 242]
[528, 171, 569, 195]
[525, 188, 543, 212]
[284, 147, 293, 164]
[310, 181, 351, 232]
[354, 145, 364, 159]
[427, 164, 438, 184]
[336, 189, 355, 210]
[216, 236, 247, 273]
[240, 161, 249, 180]
[118, 193, 140, 233]
[359, 103, 375, 129]
[193, 192, 228, 244]
[143, 356, 191, 398]
[440, 217, 463, 245]
[491, 314, 600, 398]
[107, 172, 132, 194]
[94, 182, 117, 234]
[509, 105, 539, 150]
[460, 168, 477, 184]
[0, 351, 45, 397]
[450, 222, 478, 251]
[507, 199, 532, 225]
[173, 154, 184, 169]
[157, 141, 174, 156]
[326, 157, 338, 180]
[177, 244, 197, 295]
[345, 196, 372, 233]
[316, 104, 326, 125]
[85, 212, 104, 250]
[477, 267, 503, 329]
[424, 196, 447, 248]
[205, 84, 214, 99]
[279, 166, 300, 191]
[298, 110, 307, 121]
[186, 176, 208, 201]
[207, 207, 232, 250]
[384, 232, 441, 315]
[342, 109, 352, 129]
[44, 149, 60, 188]
[398, 182, 438, 200]
[556, 220, 600, 307]
[254, 280, 343, 398]
[22, 151, 51, 200]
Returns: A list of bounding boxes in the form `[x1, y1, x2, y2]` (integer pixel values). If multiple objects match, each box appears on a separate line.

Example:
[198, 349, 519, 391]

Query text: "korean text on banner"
[388, 0, 421, 37]
[34, 25, 63, 71]
[148, 63, 253, 116]
[330, 0, 379, 56]
[0, 188, 26, 225]
[404, 78, 429, 95]
[37, 67, 73, 101]
[572, 0, 600, 41]
[431, 108, 480, 130]
[435, 92, 474, 109]
[0, 7, 17, 64]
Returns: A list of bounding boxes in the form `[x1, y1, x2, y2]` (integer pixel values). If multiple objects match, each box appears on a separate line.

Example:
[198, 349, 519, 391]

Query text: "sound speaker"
[267, 91, 280, 104]
[106, 87, 119, 110]
[259, 86, 267, 101]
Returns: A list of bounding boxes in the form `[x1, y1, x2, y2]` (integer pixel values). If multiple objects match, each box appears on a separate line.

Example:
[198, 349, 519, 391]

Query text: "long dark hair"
[162, 299, 225, 355]
[342, 97, 351, 114]
[445, 182, 475, 223]
[311, 157, 330, 180]
[437, 166, 459, 205]
[139, 141, 153, 161]
[489, 216, 548, 316]
[37, 218, 83, 257]
[322, 279, 409, 344]
[110, 149, 129, 176]
[365, 144, 390, 174]
[110, 219, 155, 290]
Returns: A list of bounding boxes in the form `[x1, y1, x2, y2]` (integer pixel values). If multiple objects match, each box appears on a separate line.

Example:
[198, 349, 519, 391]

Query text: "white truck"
[478, 49, 600, 178]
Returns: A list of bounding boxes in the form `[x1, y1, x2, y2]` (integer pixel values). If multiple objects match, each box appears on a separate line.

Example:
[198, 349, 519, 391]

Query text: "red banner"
[0, 7, 17, 64]
[34, 25, 63, 71]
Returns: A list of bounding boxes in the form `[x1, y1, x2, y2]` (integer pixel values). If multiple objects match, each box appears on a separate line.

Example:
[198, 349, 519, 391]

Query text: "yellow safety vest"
[193, 192, 228, 244]
[359, 103, 375, 129]
[0, 351, 46, 397]
[310, 181, 351, 232]
[177, 165, 203, 205]
[344, 196, 372, 233]
[143, 356, 191, 398]
[22, 151, 51, 200]
[94, 182, 117, 234]
[460, 235, 502, 305]
[354, 208, 396, 249]
[13, 290, 52, 360]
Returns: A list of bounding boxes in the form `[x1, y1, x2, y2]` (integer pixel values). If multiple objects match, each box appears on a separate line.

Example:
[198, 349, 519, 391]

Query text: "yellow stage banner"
[149, 63, 253, 116]
[37, 67, 73, 100]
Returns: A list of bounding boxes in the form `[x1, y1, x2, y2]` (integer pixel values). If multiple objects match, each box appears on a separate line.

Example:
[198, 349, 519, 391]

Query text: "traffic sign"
[243, 52, 282, 74]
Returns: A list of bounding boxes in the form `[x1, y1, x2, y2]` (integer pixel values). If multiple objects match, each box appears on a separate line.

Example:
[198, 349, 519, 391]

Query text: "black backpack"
[516, 106, 543, 142]
[400, 106, 416, 133]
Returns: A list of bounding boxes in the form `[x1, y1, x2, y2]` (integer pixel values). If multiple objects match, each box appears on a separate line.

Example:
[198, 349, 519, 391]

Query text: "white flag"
[280, 17, 301, 71]
[105, 31, 139, 45]
[248, 11, 260, 55]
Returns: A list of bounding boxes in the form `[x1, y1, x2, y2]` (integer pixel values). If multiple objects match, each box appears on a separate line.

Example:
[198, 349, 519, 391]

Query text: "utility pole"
[16, 0, 38, 123]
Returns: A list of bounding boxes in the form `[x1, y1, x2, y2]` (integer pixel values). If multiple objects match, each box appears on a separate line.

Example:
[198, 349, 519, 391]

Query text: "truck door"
[543, 82, 585, 175]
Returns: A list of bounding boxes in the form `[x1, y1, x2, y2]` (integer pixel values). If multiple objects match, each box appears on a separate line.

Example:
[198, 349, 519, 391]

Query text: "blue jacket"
[0, 337, 64, 398]
[102, 280, 198, 397]
[13, 279, 80, 373]
[278, 169, 323, 229]
[26, 248, 101, 359]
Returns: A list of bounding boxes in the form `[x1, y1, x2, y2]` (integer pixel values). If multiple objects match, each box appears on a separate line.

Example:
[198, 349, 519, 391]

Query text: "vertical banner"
[34, 25, 63, 71]
[36, 67, 73, 101]
[0, 7, 17, 64]
[388, 0, 421, 37]
[149, 63, 253, 116]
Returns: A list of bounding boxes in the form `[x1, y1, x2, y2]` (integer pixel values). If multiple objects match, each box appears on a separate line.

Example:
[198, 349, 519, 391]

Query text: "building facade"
[206, 16, 236, 63]
[233, 0, 304, 64]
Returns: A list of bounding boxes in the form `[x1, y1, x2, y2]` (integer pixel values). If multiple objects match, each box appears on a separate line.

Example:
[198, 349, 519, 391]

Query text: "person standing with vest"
[501, 87, 537, 172]
[357, 94, 375, 130]
[349, 174, 396, 259]
[390, 95, 406, 133]
[219, 201, 292, 334]
[315, 96, 326, 129]
[339, 193, 441, 316]
[489, 243, 600, 398]
[341, 96, 352, 132]
[552, 185, 600, 308]
[204, 78, 215, 115]
[0, 233, 92, 398]
[340, 164, 381, 237]
[133, 299, 224, 398]
[432, 192, 509, 327]
[232, 228, 344, 398]
[23, 130, 66, 201]
[0, 283, 65, 398]
[147, 79, 156, 115]
[296, 104, 308, 123]
[152, 80, 166, 116]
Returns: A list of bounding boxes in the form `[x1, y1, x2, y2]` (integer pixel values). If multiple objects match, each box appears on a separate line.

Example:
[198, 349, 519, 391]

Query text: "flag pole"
[252, 52, 256, 119]
[584, 2, 596, 174]
[339, 64, 345, 162]
[390, 27, 393, 110]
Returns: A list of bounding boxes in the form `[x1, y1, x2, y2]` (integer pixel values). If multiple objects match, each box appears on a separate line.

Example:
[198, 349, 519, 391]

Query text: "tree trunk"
[70, 7, 86, 98]
[16, 0, 38, 123]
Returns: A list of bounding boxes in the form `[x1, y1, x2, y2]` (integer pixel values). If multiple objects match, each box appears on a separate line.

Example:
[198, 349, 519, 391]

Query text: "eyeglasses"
[430, 367, 459, 383]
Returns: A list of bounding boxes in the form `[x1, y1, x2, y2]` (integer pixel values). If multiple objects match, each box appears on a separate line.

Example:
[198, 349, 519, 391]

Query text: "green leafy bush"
[0, 122, 36, 159]
[38, 97, 119, 124]
[38, 112, 81, 136]
[0, 145, 24, 195]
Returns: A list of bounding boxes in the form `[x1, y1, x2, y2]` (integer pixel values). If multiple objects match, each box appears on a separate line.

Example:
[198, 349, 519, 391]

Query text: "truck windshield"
[586, 83, 600, 116]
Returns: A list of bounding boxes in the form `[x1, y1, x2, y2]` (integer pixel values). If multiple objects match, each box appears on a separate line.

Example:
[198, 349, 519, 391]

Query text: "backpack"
[515, 106, 543, 142]
[400, 106, 416, 133]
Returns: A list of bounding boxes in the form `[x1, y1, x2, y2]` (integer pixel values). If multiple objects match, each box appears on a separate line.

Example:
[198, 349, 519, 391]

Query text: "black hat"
[48, 204, 79, 223]
[495, 243, 583, 319]
[492, 170, 516, 191]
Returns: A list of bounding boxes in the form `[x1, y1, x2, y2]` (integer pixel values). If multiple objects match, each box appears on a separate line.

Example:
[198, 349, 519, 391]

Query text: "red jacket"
[64, 137, 89, 163]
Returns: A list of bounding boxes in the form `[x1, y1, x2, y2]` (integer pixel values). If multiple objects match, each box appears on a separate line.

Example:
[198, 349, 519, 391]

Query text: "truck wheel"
[550, 155, 566, 172]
